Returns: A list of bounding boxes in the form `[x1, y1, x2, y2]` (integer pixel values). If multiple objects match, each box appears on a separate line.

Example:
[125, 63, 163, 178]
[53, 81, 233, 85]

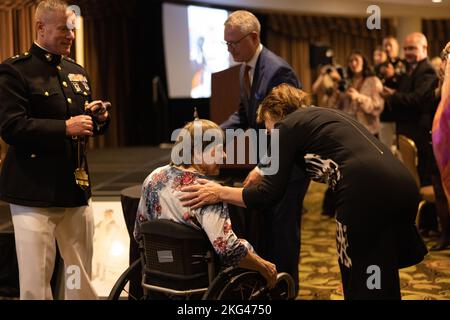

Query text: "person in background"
[220, 10, 309, 294]
[380, 36, 405, 88]
[311, 64, 342, 108]
[0, 0, 110, 299]
[373, 45, 387, 79]
[382, 32, 439, 239]
[377, 36, 406, 148]
[329, 50, 384, 136]
[382, 32, 437, 186]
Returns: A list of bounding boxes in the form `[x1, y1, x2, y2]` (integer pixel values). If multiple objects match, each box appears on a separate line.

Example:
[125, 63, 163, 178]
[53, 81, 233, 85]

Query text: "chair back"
[397, 135, 421, 188]
[140, 219, 215, 291]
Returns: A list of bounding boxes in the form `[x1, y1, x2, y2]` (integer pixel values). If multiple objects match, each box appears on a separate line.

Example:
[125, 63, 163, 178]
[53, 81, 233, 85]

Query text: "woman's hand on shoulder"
[179, 178, 223, 209]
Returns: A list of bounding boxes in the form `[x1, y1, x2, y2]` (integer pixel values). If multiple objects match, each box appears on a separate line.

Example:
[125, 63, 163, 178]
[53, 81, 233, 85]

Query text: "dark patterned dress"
[244, 106, 428, 300]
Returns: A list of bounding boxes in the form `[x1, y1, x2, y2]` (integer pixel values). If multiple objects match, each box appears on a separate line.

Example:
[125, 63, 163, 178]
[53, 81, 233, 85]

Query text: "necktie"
[244, 65, 251, 100]
[407, 63, 417, 76]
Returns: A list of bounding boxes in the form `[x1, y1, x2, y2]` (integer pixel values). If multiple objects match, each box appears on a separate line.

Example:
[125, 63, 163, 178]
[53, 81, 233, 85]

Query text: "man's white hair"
[35, 0, 68, 22]
[225, 10, 261, 36]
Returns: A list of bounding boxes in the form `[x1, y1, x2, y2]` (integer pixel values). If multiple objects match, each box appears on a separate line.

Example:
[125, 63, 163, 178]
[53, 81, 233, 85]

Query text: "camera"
[325, 66, 334, 74]
[337, 79, 348, 92]
[335, 67, 348, 92]
[84, 108, 94, 117]
[84, 101, 110, 117]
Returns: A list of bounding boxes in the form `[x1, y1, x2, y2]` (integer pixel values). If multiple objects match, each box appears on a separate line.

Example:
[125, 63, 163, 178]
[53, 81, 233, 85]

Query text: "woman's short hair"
[257, 84, 310, 123]
[171, 119, 224, 168]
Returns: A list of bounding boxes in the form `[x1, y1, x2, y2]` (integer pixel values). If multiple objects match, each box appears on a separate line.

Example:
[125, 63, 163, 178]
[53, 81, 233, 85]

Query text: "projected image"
[188, 6, 230, 98]
[91, 201, 129, 298]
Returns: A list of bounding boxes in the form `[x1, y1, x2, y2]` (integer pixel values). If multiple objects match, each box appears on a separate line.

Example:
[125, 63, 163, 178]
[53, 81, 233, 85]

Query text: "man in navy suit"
[220, 10, 309, 295]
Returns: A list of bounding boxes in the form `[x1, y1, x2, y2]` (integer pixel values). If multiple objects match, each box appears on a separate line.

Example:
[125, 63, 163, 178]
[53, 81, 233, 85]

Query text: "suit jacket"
[0, 44, 109, 207]
[383, 58, 438, 184]
[384, 58, 437, 140]
[221, 47, 301, 130]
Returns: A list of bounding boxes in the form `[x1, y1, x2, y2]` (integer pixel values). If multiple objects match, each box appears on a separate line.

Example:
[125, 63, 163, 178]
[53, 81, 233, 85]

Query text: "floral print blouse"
[134, 165, 253, 267]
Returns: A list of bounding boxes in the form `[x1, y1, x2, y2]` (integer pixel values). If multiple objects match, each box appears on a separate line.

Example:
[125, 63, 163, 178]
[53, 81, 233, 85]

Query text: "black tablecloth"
[120, 184, 143, 299]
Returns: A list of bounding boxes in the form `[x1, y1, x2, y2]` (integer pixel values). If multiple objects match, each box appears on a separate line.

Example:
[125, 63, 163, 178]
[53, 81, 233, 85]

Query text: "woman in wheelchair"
[133, 119, 279, 298]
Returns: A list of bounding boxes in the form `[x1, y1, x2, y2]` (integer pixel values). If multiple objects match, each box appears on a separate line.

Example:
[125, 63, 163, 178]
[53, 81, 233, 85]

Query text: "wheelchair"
[108, 219, 296, 300]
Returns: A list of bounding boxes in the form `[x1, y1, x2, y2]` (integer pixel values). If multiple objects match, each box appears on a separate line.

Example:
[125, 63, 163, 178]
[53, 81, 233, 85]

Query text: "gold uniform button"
[83, 91, 88, 96]
[67, 98, 72, 104]
[44, 91, 49, 96]
[30, 154, 36, 158]
[57, 65, 62, 71]
[62, 81, 68, 88]
[24, 52, 29, 56]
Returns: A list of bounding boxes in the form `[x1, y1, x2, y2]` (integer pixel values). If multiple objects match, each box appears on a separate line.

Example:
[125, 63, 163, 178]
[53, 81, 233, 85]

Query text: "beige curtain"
[82, 16, 131, 148]
[0, 0, 39, 61]
[74, 0, 136, 148]
[0, 0, 39, 166]
[265, 14, 396, 93]
[266, 33, 312, 92]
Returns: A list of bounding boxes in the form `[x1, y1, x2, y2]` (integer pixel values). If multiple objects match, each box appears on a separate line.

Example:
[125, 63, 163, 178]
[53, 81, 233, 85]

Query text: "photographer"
[328, 51, 384, 136]
[312, 64, 342, 107]
[378, 36, 406, 89]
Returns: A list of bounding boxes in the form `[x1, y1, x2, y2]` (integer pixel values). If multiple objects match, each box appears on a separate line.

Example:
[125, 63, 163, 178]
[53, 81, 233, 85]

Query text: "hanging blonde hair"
[257, 83, 311, 123]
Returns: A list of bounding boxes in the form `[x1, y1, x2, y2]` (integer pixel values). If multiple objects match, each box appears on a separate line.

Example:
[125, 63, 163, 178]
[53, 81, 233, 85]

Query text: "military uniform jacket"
[0, 43, 109, 207]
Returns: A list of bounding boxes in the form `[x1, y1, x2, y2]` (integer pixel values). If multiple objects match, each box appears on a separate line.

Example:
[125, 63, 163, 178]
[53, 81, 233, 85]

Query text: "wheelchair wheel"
[268, 272, 296, 300]
[203, 267, 264, 300]
[108, 257, 143, 300]
[202, 268, 296, 300]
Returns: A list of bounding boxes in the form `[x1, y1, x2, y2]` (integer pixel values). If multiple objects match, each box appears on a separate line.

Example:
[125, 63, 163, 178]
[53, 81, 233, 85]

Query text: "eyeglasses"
[223, 32, 253, 48]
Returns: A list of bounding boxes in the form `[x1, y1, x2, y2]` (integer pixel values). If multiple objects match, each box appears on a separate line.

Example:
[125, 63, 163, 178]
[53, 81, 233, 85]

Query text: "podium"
[210, 65, 256, 170]
[210, 64, 241, 125]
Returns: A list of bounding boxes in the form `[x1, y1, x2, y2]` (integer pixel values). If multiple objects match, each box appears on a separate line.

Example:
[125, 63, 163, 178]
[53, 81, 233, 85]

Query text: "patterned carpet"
[298, 182, 450, 300]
